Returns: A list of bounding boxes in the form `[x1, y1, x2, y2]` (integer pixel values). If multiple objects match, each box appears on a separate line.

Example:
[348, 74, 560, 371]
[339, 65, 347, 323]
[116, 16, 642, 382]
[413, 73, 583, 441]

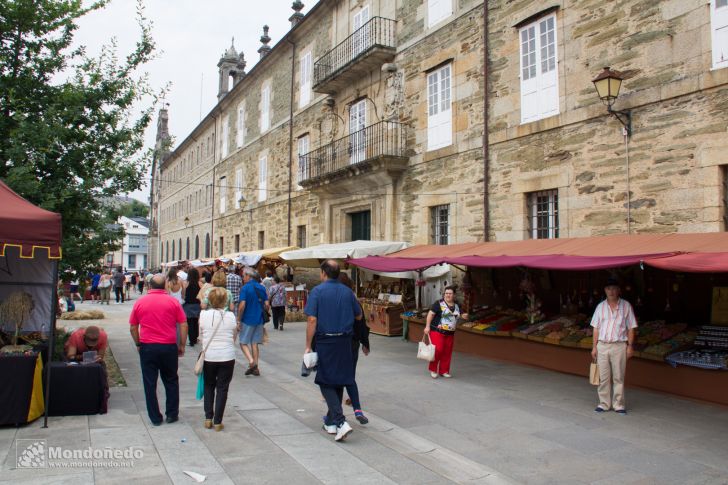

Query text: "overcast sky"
[73, 0, 318, 203]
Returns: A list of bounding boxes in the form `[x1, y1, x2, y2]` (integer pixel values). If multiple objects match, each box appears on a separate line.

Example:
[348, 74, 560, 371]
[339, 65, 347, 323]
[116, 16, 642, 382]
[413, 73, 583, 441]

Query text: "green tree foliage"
[118, 198, 149, 218]
[0, 0, 161, 273]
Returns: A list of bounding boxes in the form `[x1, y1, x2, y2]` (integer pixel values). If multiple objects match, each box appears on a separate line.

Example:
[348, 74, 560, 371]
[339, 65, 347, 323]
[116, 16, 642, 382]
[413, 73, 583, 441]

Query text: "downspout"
[482, 0, 490, 241]
[286, 38, 297, 247]
[211, 116, 217, 256]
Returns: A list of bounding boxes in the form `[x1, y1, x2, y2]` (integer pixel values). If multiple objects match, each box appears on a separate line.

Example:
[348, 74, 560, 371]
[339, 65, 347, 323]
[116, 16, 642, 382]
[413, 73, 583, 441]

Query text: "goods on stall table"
[693, 325, 728, 350]
[666, 349, 728, 370]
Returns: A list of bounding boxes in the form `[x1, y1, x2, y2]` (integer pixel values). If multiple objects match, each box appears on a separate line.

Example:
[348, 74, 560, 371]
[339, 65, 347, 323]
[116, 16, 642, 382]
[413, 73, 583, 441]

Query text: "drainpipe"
[286, 38, 297, 247]
[482, 0, 490, 242]
[211, 116, 217, 256]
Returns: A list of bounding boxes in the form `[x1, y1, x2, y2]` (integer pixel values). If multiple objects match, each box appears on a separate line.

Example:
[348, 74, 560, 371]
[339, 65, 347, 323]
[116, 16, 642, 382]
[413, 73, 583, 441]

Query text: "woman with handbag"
[268, 275, 287, 331]
[199, 287, 238, 431]
[183, 268, 202, 346]
[424, 286, 468, 379]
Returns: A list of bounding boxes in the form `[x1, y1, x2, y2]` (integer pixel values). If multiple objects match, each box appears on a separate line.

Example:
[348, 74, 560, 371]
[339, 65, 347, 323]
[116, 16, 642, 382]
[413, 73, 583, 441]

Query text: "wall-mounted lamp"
[592, 66, 632, 137]
[184, 216, 190, 228]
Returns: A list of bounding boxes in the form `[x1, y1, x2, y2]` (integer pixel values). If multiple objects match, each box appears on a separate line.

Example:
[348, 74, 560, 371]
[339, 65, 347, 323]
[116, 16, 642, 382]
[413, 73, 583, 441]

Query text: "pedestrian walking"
[591, 278, 637, 415]
[69, 276, 83, 304]
[130, 272, 138, 294]
[338, 273, 370, 425]
[226, 266, 242, 307]
[304, 260, 362, 442]
[129, 274, 187, 426]
[90, 271, 101, 304]
[112, 267, 125, 303]
[137, 271, 145, 294]
[424, 286, 469, 379]
[268, 275, 287, 331]
[237, 267, 269, 377]
[166, 268, 185, 306]
[125, 272, 132, 296]
[261, 270, 274, 292]
[99, 271, 112, 305]
[183, 268, 202, 346]
[200, 269, 234, 311]
[199, 287, 238, 431]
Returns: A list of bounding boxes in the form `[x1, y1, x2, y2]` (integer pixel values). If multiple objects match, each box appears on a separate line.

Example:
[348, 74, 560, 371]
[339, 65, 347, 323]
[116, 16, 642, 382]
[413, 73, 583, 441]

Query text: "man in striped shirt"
[590, 278, 637, 415]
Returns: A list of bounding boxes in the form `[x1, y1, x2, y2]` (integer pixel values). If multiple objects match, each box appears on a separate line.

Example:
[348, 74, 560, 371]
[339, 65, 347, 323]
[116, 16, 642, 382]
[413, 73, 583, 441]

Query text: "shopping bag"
[195, 373, 204, 400]
[589, 361, 600, 386]
[303, 352, 318, 369]
[417, 334, 436, 362]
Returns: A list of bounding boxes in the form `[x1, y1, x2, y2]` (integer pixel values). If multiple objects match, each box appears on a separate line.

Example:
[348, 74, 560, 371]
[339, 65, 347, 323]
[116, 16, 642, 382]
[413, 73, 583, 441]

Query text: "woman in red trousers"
[424, 286, 468, 378]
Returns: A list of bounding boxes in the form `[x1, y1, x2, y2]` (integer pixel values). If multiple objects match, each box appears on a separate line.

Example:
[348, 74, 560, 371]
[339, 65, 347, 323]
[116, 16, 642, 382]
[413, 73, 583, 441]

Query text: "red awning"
[0, 180, 62, 259]
[347, 233, 728, 273]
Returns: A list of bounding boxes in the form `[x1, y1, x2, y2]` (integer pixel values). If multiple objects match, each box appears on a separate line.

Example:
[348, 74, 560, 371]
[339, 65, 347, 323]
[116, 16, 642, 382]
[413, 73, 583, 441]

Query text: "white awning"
[280, 240, 410, 268]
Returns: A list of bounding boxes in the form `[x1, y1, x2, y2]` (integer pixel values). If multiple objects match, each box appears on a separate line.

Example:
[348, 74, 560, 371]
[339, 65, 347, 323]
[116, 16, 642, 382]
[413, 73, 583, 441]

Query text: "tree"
[0, 0, 161, 274]
[118, 198, 149, 219]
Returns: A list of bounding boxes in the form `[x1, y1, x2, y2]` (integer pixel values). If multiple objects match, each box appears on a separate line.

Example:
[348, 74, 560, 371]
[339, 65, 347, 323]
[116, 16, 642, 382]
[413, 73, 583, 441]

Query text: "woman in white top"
[166, 268, 186, 305]
[199, 287, 238, 431]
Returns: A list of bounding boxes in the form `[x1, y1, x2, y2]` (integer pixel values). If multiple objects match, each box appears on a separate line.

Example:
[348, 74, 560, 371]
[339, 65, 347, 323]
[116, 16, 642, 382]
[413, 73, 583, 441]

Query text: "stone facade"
[151, 0, 728, 266]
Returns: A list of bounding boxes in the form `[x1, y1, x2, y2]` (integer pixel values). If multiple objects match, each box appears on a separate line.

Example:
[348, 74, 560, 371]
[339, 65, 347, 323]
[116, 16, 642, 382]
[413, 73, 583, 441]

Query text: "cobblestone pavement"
[1, 298, 727, 484]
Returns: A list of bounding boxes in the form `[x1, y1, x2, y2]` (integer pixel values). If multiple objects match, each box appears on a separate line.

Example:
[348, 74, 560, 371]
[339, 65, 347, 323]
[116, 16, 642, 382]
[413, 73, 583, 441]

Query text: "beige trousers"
[597, 342, 627, 411]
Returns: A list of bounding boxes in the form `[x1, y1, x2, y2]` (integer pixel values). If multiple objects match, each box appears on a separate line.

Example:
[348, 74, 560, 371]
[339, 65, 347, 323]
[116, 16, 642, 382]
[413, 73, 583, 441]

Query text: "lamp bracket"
[608, 107, 631, 137]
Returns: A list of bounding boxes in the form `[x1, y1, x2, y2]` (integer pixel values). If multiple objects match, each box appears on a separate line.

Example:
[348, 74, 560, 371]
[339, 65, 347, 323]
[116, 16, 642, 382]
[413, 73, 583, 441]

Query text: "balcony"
[313, 17, 396, 94]
[299, 121, 407, 191]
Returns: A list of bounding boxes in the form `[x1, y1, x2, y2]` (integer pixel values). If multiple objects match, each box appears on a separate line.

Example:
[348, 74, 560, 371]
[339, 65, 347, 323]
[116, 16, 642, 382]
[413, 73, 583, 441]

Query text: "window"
[205, 234, 211, 258]
[297, 225, 307, 248]
[166, 241, 169, 262]
[428, 0, 452, 28]
[349, 99, 367, 164]
[234, 234, 240, 252]
[106, 253, 113, 265]
[219, 176, 227, 214]
[221, 115, 230, 159]
[219, 237, 224, 254]
[179, 238, 182, 259]
[427, 64, 452, 151]
[195, 236, 200, 259]
[172, 239, 175, 260]
[723, 165, 728, 229]
[297, 134, 309, 188]
[528, 189, 559, 239]
[186, 238, 190, 260]
[258, 231, 265, 250]
[260, 83, 271, 132]
[128, 254, 136, 268]
[352, 6, 370, 57]
[712, 0, 728, 69]
[520, 14, 559, 123]
[430, 204, 449, 245]
[258, 155, 268, 202]
[299, 51, 312, 108]
[236, 102, 246, 148]
[234, 168, 243, 209]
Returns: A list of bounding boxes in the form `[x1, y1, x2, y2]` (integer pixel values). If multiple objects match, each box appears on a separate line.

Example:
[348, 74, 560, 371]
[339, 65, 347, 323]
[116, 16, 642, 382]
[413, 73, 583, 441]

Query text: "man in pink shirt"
[130, 274, 188, 426]
[590, 278, 637, 415]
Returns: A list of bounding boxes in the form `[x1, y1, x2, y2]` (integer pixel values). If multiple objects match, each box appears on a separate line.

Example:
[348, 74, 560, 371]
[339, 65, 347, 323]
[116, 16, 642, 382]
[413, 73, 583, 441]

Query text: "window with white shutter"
[352, 6, 371, 58]
[427, 64, 452, 151]
[221, 115, 230, 159]
[519, 14, 559, 124]
[236, 102, 245, 148]
[234, 168, 243, 209]
[219, 176, 227, 214]
[258, 155, 267, 202]
[712, 0, 728, 70]
[299, 51, 312, 108]
[428, 0, 452, 28]
[260, 84, 271, 132]
[297, 134, 309, 189]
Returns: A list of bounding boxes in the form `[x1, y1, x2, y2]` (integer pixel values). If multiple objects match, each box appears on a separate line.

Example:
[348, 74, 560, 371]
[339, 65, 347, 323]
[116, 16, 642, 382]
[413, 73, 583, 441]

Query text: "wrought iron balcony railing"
[299, 121, 405, 184]
[314, 17, 396, 89]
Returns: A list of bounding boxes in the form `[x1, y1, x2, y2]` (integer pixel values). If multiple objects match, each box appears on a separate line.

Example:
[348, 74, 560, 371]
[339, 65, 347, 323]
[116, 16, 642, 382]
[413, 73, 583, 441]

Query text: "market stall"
[0, 180, 62, 426]
[349, 233, 728, 405]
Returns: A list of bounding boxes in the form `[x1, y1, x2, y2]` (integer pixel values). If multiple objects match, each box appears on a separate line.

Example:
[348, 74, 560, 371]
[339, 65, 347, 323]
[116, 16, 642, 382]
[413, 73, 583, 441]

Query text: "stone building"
[150, 0, 728, 267]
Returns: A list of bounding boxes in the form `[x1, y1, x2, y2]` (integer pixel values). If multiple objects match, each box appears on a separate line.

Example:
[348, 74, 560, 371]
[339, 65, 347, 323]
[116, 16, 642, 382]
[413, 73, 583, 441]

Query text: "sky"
[72, 0, 318, 204]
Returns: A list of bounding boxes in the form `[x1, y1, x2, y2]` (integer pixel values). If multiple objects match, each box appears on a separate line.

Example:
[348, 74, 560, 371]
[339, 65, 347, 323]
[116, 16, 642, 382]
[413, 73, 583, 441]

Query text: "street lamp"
[592, 66, 631, 137]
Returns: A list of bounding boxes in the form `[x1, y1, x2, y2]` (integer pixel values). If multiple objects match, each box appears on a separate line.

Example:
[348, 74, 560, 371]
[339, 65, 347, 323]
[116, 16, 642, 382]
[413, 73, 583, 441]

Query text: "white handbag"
[417, 334, 436, 362]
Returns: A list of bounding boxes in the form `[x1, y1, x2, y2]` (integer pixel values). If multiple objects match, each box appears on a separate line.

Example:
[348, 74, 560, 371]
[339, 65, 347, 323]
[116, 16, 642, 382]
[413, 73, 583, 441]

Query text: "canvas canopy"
[232, 246, 298, 267]
[280, 240, 409, 268]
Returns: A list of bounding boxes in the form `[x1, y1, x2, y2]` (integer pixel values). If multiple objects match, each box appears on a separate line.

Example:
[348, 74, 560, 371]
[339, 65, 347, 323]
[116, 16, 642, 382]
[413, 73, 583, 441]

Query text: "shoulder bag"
[417, 333, 436, 362]
[254, 286, 271, 324]
[194, 311, 223, 376]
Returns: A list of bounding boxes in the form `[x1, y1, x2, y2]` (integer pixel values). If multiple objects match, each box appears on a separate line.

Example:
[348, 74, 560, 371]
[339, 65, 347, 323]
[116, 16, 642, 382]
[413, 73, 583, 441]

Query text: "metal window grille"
[430, 204, 449, 245]
[297, 225, 307, 248]
[234, 235, 240, 253]
[528, 189, 559, 239]
[258, 231, 265, 250]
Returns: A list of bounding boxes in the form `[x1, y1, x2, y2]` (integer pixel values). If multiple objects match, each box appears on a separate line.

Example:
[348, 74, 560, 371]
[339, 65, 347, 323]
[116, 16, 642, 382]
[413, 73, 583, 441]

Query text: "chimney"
[258, 25, 272, 59]
[290, 1, 304, 28]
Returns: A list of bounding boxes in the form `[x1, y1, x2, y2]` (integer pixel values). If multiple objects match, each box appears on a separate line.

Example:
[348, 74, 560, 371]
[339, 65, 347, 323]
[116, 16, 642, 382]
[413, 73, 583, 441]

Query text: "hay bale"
[59, 310, 105, 320]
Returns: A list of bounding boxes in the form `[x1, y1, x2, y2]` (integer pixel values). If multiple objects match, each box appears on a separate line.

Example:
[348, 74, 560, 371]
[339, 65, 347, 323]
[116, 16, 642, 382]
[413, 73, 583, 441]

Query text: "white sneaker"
[430, 372, 438, 379]
[334, 421, 352, 442]
[322, 423, 337, 435]
[442, 373, 452, 378]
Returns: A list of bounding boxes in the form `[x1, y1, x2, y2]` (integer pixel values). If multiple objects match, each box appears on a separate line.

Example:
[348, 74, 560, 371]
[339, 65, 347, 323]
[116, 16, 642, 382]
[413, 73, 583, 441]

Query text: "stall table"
[0, 354, 44, 425]
[406, 319, 728, 406]
[361, 300, 403, 336]
[47, 362, 107, 416]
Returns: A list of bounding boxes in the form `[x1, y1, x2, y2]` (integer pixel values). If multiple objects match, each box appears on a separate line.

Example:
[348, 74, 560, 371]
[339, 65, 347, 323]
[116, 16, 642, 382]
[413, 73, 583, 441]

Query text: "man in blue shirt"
[304, 259, 362, 442]
[90, 271, 101, 303]
[237, 267, 269, 376]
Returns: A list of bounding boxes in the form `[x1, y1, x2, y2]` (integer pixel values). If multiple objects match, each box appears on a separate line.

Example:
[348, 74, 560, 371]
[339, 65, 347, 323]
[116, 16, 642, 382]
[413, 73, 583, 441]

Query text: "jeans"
[139, 343, 179, 424]
[203, 360, 235, 424]
[114, 286, 124, 303]
[272, 306, 286, 329]
[320, 384, 345, 427]
[345, 341, 362, 410]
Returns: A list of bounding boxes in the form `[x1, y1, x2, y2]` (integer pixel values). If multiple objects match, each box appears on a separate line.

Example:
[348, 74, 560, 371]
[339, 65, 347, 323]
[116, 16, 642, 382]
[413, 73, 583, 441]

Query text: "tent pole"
[42, 260, 59, 428]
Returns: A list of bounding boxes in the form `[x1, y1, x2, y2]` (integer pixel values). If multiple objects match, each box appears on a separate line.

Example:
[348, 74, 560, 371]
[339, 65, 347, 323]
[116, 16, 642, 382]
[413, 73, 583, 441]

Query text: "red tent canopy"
[0, 180, 62, 259]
